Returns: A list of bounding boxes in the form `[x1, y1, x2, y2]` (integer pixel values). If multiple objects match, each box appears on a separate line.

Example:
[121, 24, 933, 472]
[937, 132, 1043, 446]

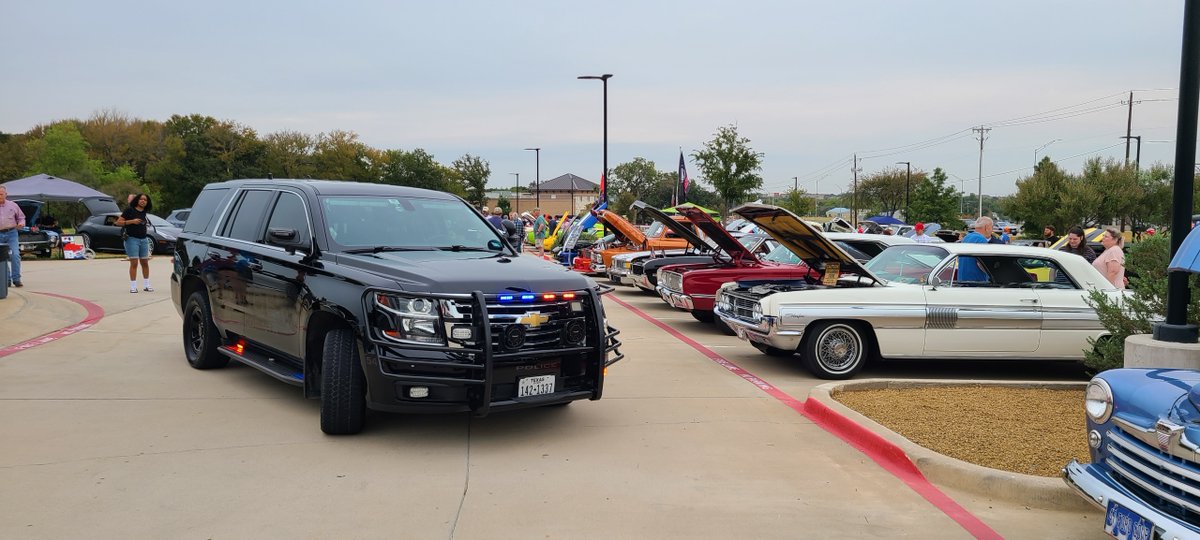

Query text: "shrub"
[1084, 233, 1200, 372]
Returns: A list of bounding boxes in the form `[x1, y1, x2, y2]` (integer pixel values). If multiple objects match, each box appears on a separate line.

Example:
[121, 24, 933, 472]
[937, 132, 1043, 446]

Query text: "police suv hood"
[335, 251, 591, 294]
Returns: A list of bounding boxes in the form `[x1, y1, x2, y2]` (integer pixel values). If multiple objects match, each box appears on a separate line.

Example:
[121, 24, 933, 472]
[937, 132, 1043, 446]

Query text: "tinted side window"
[183, 188, 230, 234]
[224, 190, 274, 242]
[265, 192, 311, 246]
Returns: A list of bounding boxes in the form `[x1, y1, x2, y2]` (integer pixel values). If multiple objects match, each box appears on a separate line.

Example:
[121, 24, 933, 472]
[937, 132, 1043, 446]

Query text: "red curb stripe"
[0, 292, 105, 358]
[607, 294, 1002, 540]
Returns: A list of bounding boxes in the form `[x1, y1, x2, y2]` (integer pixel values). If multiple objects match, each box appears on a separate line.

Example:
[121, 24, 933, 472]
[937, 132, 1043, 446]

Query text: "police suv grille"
[1104, 426, 1200, 527]
[660, 271, 683, 292]
[444, 296, 592, 353]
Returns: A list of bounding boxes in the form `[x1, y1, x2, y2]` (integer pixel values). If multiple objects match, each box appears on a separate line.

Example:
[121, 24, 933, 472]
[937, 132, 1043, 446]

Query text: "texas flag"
[678, 151, 690, 204]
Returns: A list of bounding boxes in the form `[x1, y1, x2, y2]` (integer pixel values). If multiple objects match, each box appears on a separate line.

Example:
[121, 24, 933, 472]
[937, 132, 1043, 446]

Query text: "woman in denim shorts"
[116, 193, 154, 293]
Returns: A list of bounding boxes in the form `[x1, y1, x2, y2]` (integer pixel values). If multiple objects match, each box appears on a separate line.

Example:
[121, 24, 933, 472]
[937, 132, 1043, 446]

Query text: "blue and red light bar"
[497, 292, 579, 303]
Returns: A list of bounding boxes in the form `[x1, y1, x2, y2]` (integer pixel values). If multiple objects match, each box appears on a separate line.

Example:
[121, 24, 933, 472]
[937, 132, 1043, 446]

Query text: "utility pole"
[972, 126, 990, 218]
[851, 154, 861, 227]
[1125, 91, 1134, 164]
[792, 176, 798, 192]
[896, 161, 911, 220]
[1120, 135, 1143, 170]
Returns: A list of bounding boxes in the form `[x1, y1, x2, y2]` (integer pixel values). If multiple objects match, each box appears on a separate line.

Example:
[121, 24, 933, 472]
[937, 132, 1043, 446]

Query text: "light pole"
[1033, 139, 1061, 168]
[578, 73, 612, 207]
[524, 147, 540, 207]
[509, 172, 520, 214]
[951, 174, 966, 216]
[896, 161, 911, 220]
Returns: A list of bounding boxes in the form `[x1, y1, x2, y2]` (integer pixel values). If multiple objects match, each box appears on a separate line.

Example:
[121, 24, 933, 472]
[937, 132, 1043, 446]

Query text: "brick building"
[485, 173, 599, 216]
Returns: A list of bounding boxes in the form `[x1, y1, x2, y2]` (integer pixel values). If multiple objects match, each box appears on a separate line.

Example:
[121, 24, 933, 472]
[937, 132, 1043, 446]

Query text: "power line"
[979, 142, 1126, 180]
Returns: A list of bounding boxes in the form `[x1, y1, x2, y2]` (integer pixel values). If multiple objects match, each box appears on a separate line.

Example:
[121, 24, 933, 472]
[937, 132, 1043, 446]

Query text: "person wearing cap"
[912, 222, 935, 243]
[1000, 226, 1012, 244]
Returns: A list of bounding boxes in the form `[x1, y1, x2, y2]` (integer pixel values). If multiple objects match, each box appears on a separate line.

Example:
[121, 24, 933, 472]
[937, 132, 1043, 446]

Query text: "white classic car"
[715, 204, 1127, 379]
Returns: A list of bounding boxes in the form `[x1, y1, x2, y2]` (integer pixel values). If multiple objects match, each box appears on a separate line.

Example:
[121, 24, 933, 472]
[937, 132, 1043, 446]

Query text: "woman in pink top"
[1092, 228, 1125, 289]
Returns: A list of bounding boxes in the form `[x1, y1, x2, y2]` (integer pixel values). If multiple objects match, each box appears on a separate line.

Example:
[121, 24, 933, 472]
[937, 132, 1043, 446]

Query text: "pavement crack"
[448, 415, 472, 540]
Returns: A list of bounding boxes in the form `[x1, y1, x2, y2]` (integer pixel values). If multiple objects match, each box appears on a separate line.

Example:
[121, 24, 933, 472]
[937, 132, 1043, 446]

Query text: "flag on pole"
[678, 151, 690, 204]
[598, 171, 607, 204]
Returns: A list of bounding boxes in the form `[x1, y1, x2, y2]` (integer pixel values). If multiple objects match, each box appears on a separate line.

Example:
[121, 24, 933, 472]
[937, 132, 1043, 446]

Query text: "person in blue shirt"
[958, 216, 994, 282]
[1000, 226, 1012, 244]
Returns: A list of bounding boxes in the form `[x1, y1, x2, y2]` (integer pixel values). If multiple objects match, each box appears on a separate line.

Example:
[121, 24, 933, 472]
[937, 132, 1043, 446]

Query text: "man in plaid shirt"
[0, 186, 25, 287]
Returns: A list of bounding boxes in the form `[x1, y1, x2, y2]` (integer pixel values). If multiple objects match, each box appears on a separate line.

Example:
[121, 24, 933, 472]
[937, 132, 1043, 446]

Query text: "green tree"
[312, 130, 377, 181]
[857, 168, 907, 216]
[907, 167, 960, 226]
[379, 148, 447, 191]
[691, 124, 763, 214]
[496, 195, 511, 215]
[609, 157, 660, 201]
[777, 188, 816, 216]
[452, 153, 490, 207]
[24, 122, 102, 184]
[262, 130, 317, 179]
[0, 132, 32, 181]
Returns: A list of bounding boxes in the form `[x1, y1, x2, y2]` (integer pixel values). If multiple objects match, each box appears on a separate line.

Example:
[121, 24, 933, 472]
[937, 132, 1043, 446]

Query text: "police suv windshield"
[321, 196, 507, 253]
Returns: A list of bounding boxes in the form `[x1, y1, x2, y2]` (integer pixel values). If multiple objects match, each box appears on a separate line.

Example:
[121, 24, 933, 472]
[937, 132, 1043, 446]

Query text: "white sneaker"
[130, 287, 138, 293]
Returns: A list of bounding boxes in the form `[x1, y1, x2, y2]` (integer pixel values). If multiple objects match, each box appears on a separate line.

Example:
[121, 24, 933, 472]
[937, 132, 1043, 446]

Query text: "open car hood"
[631, 201, 714, 252]
[84, 197, 121, 215]
[732, 203, 882, 283]
[671, 205, 759, 262]
[595, 210, 646, 245]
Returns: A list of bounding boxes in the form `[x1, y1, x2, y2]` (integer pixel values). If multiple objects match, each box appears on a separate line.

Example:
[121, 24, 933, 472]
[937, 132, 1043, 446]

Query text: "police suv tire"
[690, 310, 715, 323]
[320, 328, 366, 435]
[801, 321, 867, 380]
[752, 342, 794, 357]
[183, 291, 228, 369]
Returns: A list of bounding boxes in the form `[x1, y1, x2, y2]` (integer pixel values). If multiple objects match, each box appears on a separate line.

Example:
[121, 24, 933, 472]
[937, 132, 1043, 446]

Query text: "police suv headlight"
[1085, 378, 1113, 424]
[373, 292, 445, 345]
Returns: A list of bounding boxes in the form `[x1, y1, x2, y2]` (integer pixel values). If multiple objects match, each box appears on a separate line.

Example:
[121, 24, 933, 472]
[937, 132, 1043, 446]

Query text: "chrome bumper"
[632, 273, 652, 290]
[717, 310, 805, 351]
[1062, 459, 1199, 539]
[656, 285, 695, 311]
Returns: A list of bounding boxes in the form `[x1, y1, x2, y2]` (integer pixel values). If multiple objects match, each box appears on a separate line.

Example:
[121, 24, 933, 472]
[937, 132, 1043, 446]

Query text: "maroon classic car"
[656, 206, 913, 324]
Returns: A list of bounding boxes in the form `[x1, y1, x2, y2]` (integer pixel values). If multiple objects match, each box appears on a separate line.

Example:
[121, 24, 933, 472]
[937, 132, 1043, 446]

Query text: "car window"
[864, 245, 948, 284]
[841, 240, 884, 258]
[763, 243, 802, 264]
[265, 192, 311, 246]
[184, 188, 229, 234]
[320, 195, 502, 250]
[104, 215, 118, 226]
[178, 211, 190, 221]
[1017, 257, 1078, 289]
[223, 190, 275, 242]
[146, 214, 172, 227]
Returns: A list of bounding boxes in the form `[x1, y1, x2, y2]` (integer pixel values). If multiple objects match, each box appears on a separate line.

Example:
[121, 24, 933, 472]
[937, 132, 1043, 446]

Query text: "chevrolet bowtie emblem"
[518, 312, 550, 328]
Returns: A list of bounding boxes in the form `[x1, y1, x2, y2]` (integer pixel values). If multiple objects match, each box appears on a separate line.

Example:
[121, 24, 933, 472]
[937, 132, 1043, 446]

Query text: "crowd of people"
[479, 205, 558, 255]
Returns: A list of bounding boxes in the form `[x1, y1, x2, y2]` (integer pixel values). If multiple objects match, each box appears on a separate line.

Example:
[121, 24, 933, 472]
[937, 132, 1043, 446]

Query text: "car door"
[210, 189, 275, 337]
[241, 190, 313, 357]
[922, 255, 1040, 355]
[1017, 256, 1105, 358]
[98, 215, 123, 250]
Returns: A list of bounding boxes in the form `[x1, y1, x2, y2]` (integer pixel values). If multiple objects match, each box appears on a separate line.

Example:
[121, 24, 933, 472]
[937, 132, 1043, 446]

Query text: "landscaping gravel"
[832, 385, 1090, 477]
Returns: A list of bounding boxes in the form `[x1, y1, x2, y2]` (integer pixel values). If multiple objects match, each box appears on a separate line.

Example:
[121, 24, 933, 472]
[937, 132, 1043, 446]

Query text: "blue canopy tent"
[1169, 226, 1200, 273]
[866, 215, 905, 226]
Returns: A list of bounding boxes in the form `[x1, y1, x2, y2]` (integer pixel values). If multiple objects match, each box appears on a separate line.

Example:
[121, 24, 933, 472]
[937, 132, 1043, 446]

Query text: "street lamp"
[1033, 139, 1061, 168]
[509, 172, 520, 214]
[524, 147, 540, 207]
[578, 73, 613, 208]
[896, 161, 911, 220]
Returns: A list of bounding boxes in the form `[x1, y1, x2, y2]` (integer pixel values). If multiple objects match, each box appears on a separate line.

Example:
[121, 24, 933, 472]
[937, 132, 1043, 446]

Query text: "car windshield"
[320, 196, 506, 253]
[645, 222, 665, 238]
[863, 245, 950, 283]
[146, 214, 172, 228]
[763, 243, 802, 264]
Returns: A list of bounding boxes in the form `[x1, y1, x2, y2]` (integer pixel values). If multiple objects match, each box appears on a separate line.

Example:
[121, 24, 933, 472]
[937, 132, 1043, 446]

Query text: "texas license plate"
[517, 375, 555, 398]
[1104, 500, 1154, 540]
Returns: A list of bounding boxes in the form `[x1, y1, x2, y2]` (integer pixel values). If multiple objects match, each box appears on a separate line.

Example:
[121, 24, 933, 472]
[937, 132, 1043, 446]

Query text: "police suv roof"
[208, 179, 459, 200]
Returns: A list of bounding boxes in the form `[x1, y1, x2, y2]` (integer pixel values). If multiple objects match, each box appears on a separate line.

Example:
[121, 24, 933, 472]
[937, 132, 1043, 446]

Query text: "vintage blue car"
[1063, 368, 1200, 540]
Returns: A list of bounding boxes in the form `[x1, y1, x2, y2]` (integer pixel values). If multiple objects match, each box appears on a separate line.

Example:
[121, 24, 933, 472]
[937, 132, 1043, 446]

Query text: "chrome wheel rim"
[186, 306, 205, 355]
[817, 326, 860, 373]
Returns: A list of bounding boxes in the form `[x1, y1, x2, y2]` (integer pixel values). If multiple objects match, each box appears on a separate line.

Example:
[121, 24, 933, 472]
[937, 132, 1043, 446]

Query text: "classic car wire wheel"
[811, 323, 863, 376]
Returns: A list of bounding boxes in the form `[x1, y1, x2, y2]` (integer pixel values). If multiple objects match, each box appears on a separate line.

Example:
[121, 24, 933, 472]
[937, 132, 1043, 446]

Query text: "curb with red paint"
[606, 293, 1002, 540]
[0, 292, 105, 358]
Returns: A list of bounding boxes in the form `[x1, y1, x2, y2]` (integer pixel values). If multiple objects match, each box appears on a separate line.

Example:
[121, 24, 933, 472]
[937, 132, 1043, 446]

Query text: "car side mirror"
[929, 276, 941, 290]
[487, 239, 504, 251]
[267, 227, 306, 253]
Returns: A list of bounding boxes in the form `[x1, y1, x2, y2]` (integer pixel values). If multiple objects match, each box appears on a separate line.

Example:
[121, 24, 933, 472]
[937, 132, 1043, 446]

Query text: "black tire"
[320, 328, 366, 435]
[691, 310, 715, 323]
[182, 290, 228, 369]
[801, 321, 869, 379]
[752, 342, 795, 357]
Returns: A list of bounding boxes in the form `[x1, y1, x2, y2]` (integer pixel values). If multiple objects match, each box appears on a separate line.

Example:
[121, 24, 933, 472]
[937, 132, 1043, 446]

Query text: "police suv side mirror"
[267, 227, 306, 254]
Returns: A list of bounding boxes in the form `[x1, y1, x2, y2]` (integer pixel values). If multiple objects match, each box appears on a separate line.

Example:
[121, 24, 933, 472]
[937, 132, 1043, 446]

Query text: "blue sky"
[0, 1, 1189, 196]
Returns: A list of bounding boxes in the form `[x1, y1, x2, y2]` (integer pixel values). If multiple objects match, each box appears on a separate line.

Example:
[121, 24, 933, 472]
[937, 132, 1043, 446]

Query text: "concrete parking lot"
[0, 258, 1106, 539]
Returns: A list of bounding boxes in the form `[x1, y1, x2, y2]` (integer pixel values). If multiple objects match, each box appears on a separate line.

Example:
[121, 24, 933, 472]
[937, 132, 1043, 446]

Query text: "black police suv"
[171, 180, 622, 434]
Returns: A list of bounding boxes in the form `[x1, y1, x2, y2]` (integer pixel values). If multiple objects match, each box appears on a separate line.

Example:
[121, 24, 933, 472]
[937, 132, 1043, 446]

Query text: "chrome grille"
[660, 270, 683, 292]
[631, 261, 645, 276]
[719, 290, 760, 323]
[1105, 426, 1200, 527]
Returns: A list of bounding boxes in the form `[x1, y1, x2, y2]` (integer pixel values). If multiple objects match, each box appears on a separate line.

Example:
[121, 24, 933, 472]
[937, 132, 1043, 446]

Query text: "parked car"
[164, 208, 191, 229]
[589, 210, 692, 273]
[14, 200, 54, 258]
[1063, 368, 1200, 540]
[77, 213, 181, 254]
[171, 179, 623, 434]
[715, 203, 1127, 379]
